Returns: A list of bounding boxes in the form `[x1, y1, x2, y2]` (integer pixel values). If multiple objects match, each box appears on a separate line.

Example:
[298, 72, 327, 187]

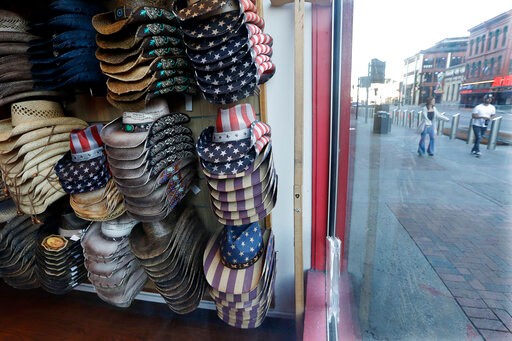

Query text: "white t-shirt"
[472, 104, 495, 127]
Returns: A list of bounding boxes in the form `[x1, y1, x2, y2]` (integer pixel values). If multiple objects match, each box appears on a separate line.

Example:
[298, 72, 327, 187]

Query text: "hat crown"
[70, 124, 104, 155]
[220, 222, 263, 267]
[215, 103, 256, 133]
[0, 10, 29, 33]
[10, 100, 64, 127]
[113, 0, 173, 10]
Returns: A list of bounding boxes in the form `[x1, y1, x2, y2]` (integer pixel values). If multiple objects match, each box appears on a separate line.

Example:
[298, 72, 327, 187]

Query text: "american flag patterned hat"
[203, 228, 276, 328]
[219, 223, 264, 269]
[54, 124, 111, 194]
[174, 0, 229, 21]
[210, 168, 276, 210]
[203, 227, 270, 294]
[213, 184, 276, 224]
[183, 18, 246, 52]
[194, 49, 254, 85]
[201, 143, 271, 180]
[181, 10, 242, 39]
[196, 103, 270, 164]
[205, 150, 273, 192]
[187, 34, 249, 65]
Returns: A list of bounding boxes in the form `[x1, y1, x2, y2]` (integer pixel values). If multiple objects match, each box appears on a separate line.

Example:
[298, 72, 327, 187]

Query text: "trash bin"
[373, 111, 391, 134]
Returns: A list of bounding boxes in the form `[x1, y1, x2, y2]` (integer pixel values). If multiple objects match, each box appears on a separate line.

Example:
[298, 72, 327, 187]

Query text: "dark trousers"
[471, 125, 487, 153]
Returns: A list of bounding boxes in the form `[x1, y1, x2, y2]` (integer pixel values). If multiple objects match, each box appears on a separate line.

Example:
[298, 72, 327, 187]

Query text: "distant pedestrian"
[471, 93, 496, 157]
[417, 97, 449, 156]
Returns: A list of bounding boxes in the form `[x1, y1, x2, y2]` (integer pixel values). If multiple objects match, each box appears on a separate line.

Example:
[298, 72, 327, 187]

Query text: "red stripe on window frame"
[311, 2, 332, 271]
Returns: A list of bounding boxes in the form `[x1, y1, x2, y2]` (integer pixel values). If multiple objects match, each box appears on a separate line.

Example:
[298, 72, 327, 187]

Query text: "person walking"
[471, 93, 496, 157]
[417, 97, 449, 156]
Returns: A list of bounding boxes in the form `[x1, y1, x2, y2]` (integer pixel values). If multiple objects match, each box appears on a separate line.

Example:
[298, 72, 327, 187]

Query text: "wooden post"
[294, 0, 305, 337]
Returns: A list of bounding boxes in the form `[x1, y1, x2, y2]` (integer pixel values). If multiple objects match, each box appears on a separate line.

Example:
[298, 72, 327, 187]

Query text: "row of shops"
[459, 75, 512, 107]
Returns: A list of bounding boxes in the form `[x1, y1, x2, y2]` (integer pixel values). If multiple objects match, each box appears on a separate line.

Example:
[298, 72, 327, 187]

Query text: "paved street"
[347, 115, 512, 340]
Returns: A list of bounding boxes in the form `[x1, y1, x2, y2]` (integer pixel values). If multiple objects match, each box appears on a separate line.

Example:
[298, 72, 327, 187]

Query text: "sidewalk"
[347, 117, 512, 340]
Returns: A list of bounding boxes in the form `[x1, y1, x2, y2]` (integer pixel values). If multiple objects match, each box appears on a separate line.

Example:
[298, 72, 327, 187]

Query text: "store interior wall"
[264, 0, 313, 316]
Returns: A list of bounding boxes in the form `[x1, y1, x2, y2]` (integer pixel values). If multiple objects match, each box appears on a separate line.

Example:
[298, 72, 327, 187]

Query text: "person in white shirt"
[471, 94, 496, 157]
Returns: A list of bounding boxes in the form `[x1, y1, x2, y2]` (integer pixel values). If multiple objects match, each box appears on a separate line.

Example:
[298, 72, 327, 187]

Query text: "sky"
[351, 0, 512, 84]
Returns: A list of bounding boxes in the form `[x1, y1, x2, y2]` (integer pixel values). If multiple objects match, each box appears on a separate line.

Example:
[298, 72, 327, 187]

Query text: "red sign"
[492, 75, 512, 87]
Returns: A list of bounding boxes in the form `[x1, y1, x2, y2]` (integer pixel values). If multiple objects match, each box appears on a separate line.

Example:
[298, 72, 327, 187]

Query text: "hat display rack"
[0, 0, 278, 330]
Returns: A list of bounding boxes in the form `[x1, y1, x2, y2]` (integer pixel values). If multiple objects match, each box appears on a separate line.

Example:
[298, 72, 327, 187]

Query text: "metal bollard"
[487, 116, 502, 150]
[467, 118, 474, 144]
[450, 114, 460, 140]
[437, 112, 446, 135]
[417, 111, 422, 127]
[408, 110, 414, 128]
[402, 110, 408, 126]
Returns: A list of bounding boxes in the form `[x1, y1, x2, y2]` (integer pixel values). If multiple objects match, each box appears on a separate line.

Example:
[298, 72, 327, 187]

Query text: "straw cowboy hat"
[0, 100, 87, 140]
[103, 56, 191, 81]
[0, 10, 30, 33]
[130, 206, 209, 314]
[96, 22, 181, 50]
[96, 36, 184, 65]
[101, 104, 195, 222]
[92, 0, 175, 36]
[35, 225, 88, 295]
[0, 213, 42, 289]
[70, 179, 125, 221]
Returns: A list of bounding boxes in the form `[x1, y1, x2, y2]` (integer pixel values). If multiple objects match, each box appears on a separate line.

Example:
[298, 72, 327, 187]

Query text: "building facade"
[442, 63, 466, 106]
[401, 37, 467, 106]
[461, 10, 512, 107]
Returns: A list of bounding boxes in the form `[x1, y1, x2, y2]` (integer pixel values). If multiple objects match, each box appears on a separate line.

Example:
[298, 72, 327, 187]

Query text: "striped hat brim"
[212, 256, 276, 309]
[205, 151, 273, 192]
[203, 228, 273, 295]
[212, 181, 277, 221]
[210, 169, 276, 210]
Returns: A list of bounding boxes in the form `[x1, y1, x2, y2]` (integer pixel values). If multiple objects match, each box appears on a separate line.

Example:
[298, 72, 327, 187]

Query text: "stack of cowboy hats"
[0, 100, 88, 215]
[81, 214, 146, 308]
[0, 214, 42, 289]
[0, 176, 12, 203]
[35, 214, 88, 295]
[203, 224, 276, 328]
[54, 124, 125, 221]
[101, 99, 197, 222]
[197, 103, 277, 225]
[130, 205, 209, 314]
[173, 0, 275, 104]
[58, 211, 90, 238]
[27, 0, 106, 92]
[92, 0, 197, 110]
[0, 197, 17, 223]
[0, 9, 64, 107]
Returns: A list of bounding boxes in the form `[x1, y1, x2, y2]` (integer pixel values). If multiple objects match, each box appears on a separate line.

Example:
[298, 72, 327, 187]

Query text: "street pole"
[356, 78, 360, 120]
